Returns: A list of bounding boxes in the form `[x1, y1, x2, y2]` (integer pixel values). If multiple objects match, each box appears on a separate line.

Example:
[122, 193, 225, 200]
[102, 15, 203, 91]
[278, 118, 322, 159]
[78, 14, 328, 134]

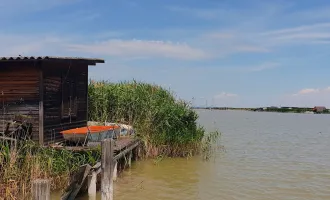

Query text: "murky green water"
[53, 110, 330, 199]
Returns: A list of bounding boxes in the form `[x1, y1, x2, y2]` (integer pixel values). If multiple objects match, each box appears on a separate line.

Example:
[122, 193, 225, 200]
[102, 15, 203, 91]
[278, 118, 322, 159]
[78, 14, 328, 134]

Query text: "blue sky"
[2, 0, 330, 107]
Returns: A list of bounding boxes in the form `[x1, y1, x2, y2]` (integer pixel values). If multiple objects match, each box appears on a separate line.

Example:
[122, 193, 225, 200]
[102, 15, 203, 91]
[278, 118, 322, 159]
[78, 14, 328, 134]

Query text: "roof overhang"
[0, 56, 105, 65]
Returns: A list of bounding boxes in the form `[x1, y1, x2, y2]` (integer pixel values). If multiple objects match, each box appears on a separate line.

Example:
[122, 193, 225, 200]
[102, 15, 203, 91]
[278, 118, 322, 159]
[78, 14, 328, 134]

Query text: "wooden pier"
[47, 137, 141, 200]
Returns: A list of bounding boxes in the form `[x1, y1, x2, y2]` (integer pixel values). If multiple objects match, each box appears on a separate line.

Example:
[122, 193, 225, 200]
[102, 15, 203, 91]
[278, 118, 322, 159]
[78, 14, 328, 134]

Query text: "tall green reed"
[88, 80, 218, 158]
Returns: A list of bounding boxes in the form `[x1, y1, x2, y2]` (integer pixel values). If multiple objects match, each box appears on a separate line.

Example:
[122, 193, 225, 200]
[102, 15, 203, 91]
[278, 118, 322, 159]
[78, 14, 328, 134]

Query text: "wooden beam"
[61, 164, 92, 200]
[114, 140, 140, 161]
[0, 135, 16, 142]
[88, 171, 97, 200]
[32, 179, 50, 200]
[113, 161, 118, 181]
[38, 64, 44, 145]
[101, 139, 114, 200]
[128, 150, 132, 167]
[90, 140, 140, 176]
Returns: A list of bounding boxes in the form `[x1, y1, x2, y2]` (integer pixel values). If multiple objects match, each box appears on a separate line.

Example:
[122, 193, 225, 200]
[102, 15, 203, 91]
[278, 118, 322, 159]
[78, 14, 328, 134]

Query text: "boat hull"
[60, 125, 120, 143]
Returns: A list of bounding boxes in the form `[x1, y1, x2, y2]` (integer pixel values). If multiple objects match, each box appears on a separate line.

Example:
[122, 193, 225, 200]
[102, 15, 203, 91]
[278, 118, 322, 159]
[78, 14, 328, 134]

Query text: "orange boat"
[60, 125, 121, 143]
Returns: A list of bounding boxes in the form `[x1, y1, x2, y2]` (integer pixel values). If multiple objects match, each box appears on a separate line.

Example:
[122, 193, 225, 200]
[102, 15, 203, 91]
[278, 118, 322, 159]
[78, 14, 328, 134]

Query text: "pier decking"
[49, 137, 138, 153]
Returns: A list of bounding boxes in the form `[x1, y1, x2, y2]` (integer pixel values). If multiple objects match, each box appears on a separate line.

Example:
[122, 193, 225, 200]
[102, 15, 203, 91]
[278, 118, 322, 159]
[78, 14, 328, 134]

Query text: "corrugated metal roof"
[0, 56, 104, 64]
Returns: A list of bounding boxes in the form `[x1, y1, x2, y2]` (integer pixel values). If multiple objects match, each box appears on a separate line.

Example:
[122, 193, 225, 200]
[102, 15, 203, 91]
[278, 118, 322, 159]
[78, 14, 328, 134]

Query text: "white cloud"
[204, 21, 330, 54]
[280, 86, 330, 107]
[167, 4, 330, 53]
[281, 86, 330, 107]
[275, 33, 330, 40]
[292, 86, 330, 96]
[203, 31, 271, 54]
[293, 88, 321, 96]
[67, 39, 209, 60]
[0, 34, 211, 61]
[214, 92, 238, 99]
[0, 32, 268, 61]
[261, 23, 330, 36]
[259, 22, 330, 46]
[3, 12, 330, 62]
[8, 3, 330, 61]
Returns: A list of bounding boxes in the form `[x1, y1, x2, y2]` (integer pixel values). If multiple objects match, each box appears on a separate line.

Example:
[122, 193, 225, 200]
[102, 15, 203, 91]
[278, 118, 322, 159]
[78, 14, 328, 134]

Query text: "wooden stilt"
[113, 161, 118, 181]
[128, 151, 132, 167]
[32, 179, 50, 200]
[88, 171, 97, 200]
[101, 139, 114, 200]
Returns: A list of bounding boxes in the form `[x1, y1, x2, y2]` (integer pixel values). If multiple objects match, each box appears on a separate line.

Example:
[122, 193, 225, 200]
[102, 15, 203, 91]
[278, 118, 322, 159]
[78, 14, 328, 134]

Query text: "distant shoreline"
[192, 107, 330, 114]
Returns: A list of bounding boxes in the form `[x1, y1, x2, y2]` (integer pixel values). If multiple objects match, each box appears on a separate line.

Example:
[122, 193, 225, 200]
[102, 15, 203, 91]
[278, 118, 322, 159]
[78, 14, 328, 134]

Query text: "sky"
[1, 0, 330, 107]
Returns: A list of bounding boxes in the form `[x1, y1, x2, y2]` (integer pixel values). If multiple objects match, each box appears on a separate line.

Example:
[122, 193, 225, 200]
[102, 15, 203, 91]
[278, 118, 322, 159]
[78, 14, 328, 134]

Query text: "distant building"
[313, 106, 326, 113]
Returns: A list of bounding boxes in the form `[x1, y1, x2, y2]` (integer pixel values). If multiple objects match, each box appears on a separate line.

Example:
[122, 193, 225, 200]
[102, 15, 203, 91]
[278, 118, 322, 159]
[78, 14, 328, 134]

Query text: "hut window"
[61, 76, 78, 120]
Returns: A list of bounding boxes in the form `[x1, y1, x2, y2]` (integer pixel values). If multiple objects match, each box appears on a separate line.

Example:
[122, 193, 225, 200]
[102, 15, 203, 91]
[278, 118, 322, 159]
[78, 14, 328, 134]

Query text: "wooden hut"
[0, 56, 104, 145]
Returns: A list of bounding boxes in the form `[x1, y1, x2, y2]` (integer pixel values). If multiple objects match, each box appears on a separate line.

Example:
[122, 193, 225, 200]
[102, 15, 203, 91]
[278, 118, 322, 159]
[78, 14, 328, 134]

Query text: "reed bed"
[0, 140, 100, 199]
[88, 80, 219, 158]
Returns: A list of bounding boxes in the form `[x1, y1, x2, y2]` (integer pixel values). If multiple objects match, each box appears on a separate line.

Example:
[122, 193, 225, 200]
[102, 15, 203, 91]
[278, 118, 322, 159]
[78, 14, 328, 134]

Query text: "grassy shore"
[88, 80, 218, 158]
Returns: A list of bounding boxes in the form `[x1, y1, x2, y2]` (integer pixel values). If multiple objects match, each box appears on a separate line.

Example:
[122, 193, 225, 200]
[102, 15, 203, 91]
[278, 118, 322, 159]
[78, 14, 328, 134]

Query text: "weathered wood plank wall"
[0, 62, 40, 141]
[0, 61, 90, 144]
[43, 63, 88, 144]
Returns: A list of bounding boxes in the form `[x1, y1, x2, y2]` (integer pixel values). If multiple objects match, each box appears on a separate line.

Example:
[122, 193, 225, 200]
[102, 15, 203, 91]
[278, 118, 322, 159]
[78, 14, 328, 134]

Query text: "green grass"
[88, 80, 218, 158]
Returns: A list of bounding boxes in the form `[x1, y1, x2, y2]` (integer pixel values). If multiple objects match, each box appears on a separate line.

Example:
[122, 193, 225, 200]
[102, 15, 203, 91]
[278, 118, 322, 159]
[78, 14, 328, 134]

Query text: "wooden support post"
[133, 145, 138, 161]
[113, 161, 118, 181]
[88, 171, 97, 200]
[101, 139, 114, 200]
[128, 151, 132, 167]
[32, 179, 50, 200]
[137, 145, 142, 160]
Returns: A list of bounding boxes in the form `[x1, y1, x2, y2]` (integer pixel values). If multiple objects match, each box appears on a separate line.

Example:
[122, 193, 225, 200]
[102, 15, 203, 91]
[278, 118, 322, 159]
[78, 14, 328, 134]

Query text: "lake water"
[63, 110, 330, 200]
